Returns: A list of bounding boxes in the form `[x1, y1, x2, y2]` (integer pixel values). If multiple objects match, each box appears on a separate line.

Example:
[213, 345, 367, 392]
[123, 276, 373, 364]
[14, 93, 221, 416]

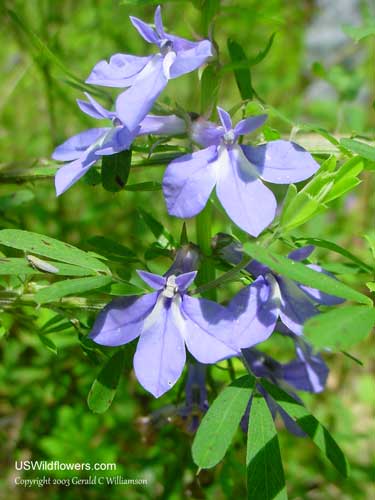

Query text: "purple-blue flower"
[241, 341, 329, 436]
[163, 108, 320, 236]
[219, 242, 344, 345]
[86, 6, 213, 132]
[52, 93, 186, 196]
[89, 270, 237, 398]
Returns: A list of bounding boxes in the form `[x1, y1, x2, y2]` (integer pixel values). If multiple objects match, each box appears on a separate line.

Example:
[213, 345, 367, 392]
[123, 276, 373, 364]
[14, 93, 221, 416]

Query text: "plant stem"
[195, 203, 216, 300]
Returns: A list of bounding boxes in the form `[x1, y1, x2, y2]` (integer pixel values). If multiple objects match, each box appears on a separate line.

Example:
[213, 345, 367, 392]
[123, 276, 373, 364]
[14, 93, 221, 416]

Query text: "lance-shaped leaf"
[261, 379, 349, 477]
[292, 237, 372, 273]
[34, 276, 112, 303]
[304, 306, 375, 350]
[88, 350, 124, 413]
[243, 242, 372, 306]
[192, 374, 255, 469]
[0, 230, 110, 273]
[227, 38, 254, 100]
[101, 149, 132, 192]
[247, 395, 287, 500]
[340, 138, 375, 161]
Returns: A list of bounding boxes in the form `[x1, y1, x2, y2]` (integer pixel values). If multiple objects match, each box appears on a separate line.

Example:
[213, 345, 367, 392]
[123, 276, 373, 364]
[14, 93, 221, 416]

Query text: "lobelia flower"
[163, 108, 320, 236]
[89, 270, 237, 398]
[86, 6, 213, 132]
[52, 92, 186, 196]
[216, 238, 344, 346]
[240, 341, 329, 436]
[177, 362, 209, 433]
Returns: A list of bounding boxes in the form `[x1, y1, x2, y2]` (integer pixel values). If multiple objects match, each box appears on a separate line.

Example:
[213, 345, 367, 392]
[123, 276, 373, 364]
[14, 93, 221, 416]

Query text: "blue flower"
[86, 6, 213, 132]
[89, 270, 237, 397]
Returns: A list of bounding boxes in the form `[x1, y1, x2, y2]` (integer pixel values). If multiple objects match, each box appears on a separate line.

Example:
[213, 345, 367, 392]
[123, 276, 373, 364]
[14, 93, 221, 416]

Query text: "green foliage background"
[0, 0, 374, 498]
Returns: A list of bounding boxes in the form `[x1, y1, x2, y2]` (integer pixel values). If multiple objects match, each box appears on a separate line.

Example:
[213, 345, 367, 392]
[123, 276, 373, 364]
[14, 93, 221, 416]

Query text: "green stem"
[195, 203, 216, 300]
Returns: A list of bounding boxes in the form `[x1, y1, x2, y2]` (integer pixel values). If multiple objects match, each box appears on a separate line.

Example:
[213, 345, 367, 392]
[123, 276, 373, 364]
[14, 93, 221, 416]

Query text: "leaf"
[202, 0, 220, 35]
[0, 190, 34, 211]
[243, 242, 372, 306]
[34, 276, 112, 304]
[87, 236, 137, 261]
[124, 182, 161, 191]
[108, 282, 146, 296]
[192, 375, 255, 469]
[227, 38, 254, 100]
[340, 138, 375, 162]
[304, 306, 375, 350]
[247, 395, 287, 500]
[292, 237, 372, 272]
[39, 335, 58, 355]
[101, 149, 132, 192]
[87, 351, 124, 413]
[200, 65, 221, 115]
[0, 230, 109, 273]
[261, 380, 349, 477]
[138, 208, 174, 246]
[342, 23, 375, 42]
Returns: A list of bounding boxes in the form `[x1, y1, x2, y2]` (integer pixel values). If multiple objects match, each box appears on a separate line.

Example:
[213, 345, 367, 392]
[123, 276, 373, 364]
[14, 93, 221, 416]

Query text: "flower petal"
[234, 114, 267, 137]
[175, 271, 197, 291]
[130, 16, 159, 44]
[242, 140, 320, 184]
[55, 154, 97, 196]
[215, 146, 276, 236]
[229, 277, 279, 349]
[52, 128, 108, 161]
[181, 295, 238, 362]
[76, 93, 114, 120]
[282, 344, 329, 393]
[138, 114, 186, 136]
[95, 127, 136, 156]
[89, 293, 158, 346]
[137, 270, 166, 290]
[86, 54, 151, 87]
[278, 277, 318, 335]
[217, 107, 232, 132]
[169, 40, 213, 79]
[298, 264, 345, 305]
[163, 146, 219, 218]
[288, 245, 315, 261]
[134, 296, 186, 397]
[116, 55, 168, 132]
[154, 5, 166, 38]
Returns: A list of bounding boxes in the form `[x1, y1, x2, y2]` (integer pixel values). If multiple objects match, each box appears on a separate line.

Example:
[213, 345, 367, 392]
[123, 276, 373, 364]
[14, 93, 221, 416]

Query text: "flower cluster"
[53, 6, 344, 411]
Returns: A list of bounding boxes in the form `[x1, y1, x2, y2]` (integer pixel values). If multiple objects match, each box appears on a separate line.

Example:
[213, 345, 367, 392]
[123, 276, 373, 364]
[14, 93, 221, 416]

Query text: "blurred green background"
[0, 0, 374, 498]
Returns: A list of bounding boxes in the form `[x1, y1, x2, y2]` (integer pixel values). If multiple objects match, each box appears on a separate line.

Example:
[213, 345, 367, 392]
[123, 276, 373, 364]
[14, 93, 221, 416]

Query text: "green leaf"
[124, 181, 161, 191]
[0, 257, 97, 276]
[0, 189, 34, 211]
[138, 208, 174, 246]
[200, 64, 221, 115]
[34, 276, 112, 303]
[342, 23, 375, 42]
[247, 395, 287, 500]
[261, 380, 349, 477]
[101, 149, 132, 192]
[227, 38, 254, 100]
[304, 306, 375, 350]
[0, 230, 110, 274]
[39, 335, 58, 355]
[192, 374, 255, 469]
[292, 237, 372, 273]
[108, 282, 146, 296]
[201, 0, 220, 35]
[340, 138, 375, 162]
[87, 236, 137, 261]
[87, 351, 124, 413]
[243, 242, 372, 306]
